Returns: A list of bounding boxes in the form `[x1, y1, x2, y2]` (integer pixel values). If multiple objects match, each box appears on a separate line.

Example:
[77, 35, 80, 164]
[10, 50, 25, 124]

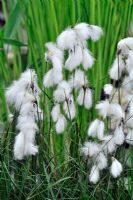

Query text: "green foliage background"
[0, 0, 133, 199]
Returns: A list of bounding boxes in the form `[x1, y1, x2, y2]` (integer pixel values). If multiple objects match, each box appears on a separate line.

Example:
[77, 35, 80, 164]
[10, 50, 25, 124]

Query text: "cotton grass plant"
[1, 1, 133, 199]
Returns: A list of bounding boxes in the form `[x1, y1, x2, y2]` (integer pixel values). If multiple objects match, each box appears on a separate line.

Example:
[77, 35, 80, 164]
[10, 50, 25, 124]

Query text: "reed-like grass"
[0, 0, 133, 199]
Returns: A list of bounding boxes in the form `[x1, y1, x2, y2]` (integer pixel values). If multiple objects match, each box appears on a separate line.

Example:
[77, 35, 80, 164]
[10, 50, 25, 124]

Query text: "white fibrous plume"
[55, 114, 67, 134]
[114, 125, 125, 145]
[77, 88, 92, 109]
[102, 135, 116, 154]
[82, 48, 95, 70]
[96, 100, 110, 118]
[57, 22, 103, 71]
[81, 37, 133, 184]
[69, 69, 88, 89]
[88, 119, 105, 140]
[63, 95, 76, 119]
[65, 45, 83, 71]
[51, 104, 60, 122]
[43, 42, 63, 87]
[110, 157, 123, 178]
[103, 84, 113, 95]
[81, 142, 101, 158]
[6, 69, 42, 160]
[89, 165, 100, 184]
[43, 23, 103, 134]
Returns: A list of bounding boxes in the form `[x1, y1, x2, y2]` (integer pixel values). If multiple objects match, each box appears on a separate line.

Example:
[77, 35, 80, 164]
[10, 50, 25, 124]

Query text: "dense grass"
[0, 0, 133, 199]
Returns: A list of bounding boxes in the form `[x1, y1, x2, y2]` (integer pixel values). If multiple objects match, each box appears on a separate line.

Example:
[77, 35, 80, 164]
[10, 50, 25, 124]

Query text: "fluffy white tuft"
[89, 165, 100, 184]
[111, 157, 123, 178]
[55, 114, 67, 134]
[82, 48, 95, 70]
[103, 84, 113, 95]
[53, 81, 71, 102]
[102, 135, 116, 154]
[96, 100, 110, 118]
[65, 45, 83, 71]
[63, 95, 76, 119]
[51, 104, 60, 122]
[69, 69, 88, 89]
[77, 88, 92, 109]
[57, 28, 76, 50]
[114, 125, 125, 145]
[96, 152, 107, 170]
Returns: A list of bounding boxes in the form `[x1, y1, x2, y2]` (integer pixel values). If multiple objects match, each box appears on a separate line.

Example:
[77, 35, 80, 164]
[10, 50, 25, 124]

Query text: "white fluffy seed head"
[96, 152, 107, 170]
[53, 81, 72, 102]
[103, 84, 113, 95]
[45, 42, 63, 62]
[51, 104, 60, 122]
[55, 114, 67, 134]
[69, 69, 88, 89]
[96, 100, 110, 118]
[117, 37, 133, 53]
[109, 57, 125, 80]
[77, 88, 92, 109]
[65, 45, 83, 71]
[111, 157, 123, 178]
[63, 95, 76, 120]
[82, 48, 95, 70]
[43, 68, 63, 88]
[114, 125, 125, 145]
[102, 135, 116, 154]
[109, 103, 125, 120]
[74, 23, 103, 41]
[57, 28, 76, 50]
[81, 142, 101, 157]
[89, 165, 100, 184]
[14, 132, 25, 160]
[88, 119, 100, 137]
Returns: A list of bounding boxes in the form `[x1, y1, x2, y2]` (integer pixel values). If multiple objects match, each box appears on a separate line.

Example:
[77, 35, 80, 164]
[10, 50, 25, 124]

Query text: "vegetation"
[0, 0, 133, 199]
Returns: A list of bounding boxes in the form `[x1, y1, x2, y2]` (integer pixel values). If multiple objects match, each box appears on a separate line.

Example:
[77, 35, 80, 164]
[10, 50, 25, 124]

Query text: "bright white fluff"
[109, 57, 125, 80]
[53, 81, 71, 102]
[88, 119, 100, 137]
[6, 69, 42, 160]
[65, 45, 83, 71]
[82, 48, 94, 70]
[74, 23, 103, 41]
[6, 69, 38, 107]
[89, 165, 100, 184]
[43, 68, 63, 88]
[55, 114, 67, 134]
[88, 119, 104, 140]
[88, 25, 103, 41]
[96, 152, 107, 170]
[111, 157, 123, 178]
[81, 142, 101, 157]
[57, 28, 76, 50]
[117, 37, 133, 52]
[14, 132, 25, 160]
[103, 84, 113, 95]
[110, 103, 125, 120]
[77, 88, 92, 109]
[45, 42, 63, 62]
[51, 104, 60, 122]
[114, 125, 125, 145]
[63, 95, 76, 119]
[96, 100, 110, 118]
[126, 129, 133, 145]
[102, 135, 116, 154]
[69, 69, 88, 89]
